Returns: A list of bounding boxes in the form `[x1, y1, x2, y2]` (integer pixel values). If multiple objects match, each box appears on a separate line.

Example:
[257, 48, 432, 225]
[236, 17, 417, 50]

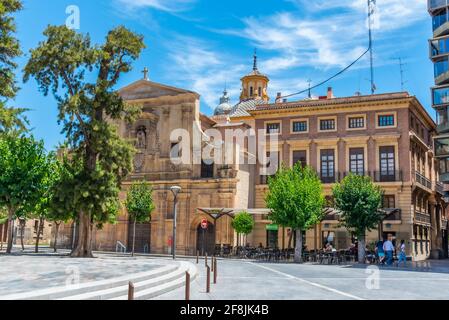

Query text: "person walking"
[383, 234, 395, 266]
[375, 239, 385, 264]
[397, 240, 407, 267]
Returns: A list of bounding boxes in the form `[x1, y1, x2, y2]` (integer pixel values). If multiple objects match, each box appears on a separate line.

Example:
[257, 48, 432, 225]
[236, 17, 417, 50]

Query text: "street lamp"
[170, 186, 181, 260]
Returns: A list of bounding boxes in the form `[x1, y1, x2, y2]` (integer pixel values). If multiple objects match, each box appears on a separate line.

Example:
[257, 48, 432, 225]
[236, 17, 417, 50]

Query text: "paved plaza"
[156, 258, 449, 300]
[2, 247, 449, 300]
[0, 250, 164, 295]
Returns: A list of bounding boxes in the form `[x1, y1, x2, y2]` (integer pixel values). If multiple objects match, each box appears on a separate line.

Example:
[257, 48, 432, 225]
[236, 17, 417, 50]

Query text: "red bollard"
[128, 281, 135, 300]
[206, 265, 211, 293]
[185, 271, 190, 300]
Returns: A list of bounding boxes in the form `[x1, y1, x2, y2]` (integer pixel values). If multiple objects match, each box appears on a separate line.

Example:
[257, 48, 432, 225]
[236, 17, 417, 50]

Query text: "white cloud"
[116, 0, 196, 12]
[164, 36, 247, 111]
[221, 0, 427, 72]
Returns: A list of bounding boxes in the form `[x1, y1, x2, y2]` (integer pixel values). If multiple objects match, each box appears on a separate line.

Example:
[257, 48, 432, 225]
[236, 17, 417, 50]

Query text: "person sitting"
[325, 243, 333, 252]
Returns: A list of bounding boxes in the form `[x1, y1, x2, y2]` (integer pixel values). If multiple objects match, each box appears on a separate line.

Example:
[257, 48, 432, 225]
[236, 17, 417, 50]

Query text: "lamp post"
[170, 186, 181, 260]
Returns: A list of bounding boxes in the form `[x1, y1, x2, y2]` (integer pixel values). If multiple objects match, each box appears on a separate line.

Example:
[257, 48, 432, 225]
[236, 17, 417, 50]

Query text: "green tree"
[0, 0, 28, 133]
[125, 181, 155, 256]
[0, 135, 50, 253]
[231, 211, 254, 246]
[24, 25, 145, 257]
[332, 173, 384, 264]
[31, 153, 60, 253]
[265, 163, 325, 263]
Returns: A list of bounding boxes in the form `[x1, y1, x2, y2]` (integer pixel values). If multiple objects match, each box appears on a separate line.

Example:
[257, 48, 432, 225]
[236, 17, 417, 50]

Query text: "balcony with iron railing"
[414, 210, 432, 226]
[259, 171, 404, 185]
[436, 181, 445, 194]
[414, 171, 433, 190]
[383, 209, 402, 221]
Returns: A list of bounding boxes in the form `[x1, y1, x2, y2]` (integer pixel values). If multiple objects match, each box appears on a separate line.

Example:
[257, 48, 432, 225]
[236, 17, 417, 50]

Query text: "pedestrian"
[397, 240, 407, 267]
[375, 239, 385, 264]
[383, 234, 395, 266]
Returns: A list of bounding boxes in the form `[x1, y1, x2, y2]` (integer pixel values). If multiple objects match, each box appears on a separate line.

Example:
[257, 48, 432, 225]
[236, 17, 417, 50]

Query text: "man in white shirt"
[383, 234, 395, 266]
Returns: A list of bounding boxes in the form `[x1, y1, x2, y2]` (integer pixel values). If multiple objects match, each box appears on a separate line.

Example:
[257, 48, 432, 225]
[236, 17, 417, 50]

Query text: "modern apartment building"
[429, 0, 449, 182]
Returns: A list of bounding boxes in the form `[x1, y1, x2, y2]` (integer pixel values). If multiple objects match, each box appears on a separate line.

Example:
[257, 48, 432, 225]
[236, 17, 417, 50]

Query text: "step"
[61, 262, 191, 300]
[112, 262, 198, 300]
[0, 263, 178, 300]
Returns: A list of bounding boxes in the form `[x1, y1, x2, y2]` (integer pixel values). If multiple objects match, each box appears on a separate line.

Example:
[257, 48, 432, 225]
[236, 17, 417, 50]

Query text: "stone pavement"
[0, 251, 163, 295]
[154, 258, 449, 300]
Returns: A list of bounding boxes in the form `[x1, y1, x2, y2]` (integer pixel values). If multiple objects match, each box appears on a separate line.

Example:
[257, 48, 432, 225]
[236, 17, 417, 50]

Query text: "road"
[155, 258, 449, 300]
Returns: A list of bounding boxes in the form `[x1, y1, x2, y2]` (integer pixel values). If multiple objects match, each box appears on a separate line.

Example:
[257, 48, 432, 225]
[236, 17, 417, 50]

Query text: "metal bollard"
[128, 281, 135, 300]
[214, 258, 217, 284]
[185, 271, 190, 300]
[211, 256, 214, 272]
[205, 253, 208, 267]
[206, 265, 211, 293]
[196, 250, 199, 264]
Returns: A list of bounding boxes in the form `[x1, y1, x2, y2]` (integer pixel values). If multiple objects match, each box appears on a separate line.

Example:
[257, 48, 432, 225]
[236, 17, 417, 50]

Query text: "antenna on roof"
[307, 79, 312, 98]
[396, 57, 407, 92]
[368, 0, 376, 94]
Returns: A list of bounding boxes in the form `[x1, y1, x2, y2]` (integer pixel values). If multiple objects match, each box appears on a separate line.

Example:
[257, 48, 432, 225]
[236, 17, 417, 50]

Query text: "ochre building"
[56, 56, 449, 261]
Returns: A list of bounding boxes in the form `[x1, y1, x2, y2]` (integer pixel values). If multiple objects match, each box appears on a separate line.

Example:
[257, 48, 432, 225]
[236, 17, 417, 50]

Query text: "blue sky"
[12, 0, 431, 150]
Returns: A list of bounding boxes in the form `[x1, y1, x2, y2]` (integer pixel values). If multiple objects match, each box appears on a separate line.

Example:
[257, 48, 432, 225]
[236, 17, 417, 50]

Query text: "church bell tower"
[240, 49, 270, 102]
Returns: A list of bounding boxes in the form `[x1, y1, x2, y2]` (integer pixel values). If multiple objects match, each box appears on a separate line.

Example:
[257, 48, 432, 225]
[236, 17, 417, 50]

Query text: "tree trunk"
[294, 228, 303, 263]
[54, 222, 60, 253]
[70, 211, 93, 258]
[358, 233, 366, 264]
[287, 230, 293, 249]
[19, 219, 25, 251]
[132, 218, 136, 257]
[6, 207, 14, 254]
[35, 217, 44, 253]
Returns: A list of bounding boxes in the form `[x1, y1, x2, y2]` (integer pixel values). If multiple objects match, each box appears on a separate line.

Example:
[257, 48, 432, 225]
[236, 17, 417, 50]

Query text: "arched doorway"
[196, 223, 215, 256]
[127, 222, 151, 253]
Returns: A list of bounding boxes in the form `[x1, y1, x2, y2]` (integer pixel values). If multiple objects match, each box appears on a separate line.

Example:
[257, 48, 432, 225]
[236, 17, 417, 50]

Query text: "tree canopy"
[332, 173, 384, 263]
[125, 181, 155, 223]
[265, 163, 325, 262]
[24, 25, 145, 257]
[231, 211, 254, 236]
[0, 0, 28, 133]
[0, 134, 52, 253]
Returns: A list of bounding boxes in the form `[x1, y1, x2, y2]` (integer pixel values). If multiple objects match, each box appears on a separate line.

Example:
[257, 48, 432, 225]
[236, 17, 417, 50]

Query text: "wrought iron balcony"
[372, 171, 403, 183]
[414, 171, 433, 190]
[383, 209, 402, 221]
[414, 211, 432, 226]
[436, 181, 445, 194]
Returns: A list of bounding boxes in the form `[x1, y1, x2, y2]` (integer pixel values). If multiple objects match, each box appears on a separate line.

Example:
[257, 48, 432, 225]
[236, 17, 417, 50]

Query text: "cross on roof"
[142, 67, 149, 81]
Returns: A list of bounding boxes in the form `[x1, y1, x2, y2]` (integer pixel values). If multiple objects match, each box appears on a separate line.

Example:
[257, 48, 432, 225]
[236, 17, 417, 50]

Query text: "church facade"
[56, 54, 449, 261]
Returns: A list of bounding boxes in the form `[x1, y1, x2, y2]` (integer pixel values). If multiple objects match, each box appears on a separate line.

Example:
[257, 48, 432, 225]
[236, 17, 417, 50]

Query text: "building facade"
[55, 53, 449, 261]
[429, 0, 449, 183]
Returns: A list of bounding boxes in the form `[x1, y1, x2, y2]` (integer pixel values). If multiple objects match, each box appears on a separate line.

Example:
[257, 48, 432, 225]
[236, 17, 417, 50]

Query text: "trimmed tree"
[24, 25, 145, 257]
[0, 0, 28, 134]
[332, 173, 383, 264]
[265, 163, 325, 263]
[231, 211, 254, 247]
[0, 135, 51, 253]
[125, 181, 155, 256]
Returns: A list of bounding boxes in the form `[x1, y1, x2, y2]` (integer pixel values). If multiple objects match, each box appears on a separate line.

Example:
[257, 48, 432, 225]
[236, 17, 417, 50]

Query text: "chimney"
[276, 92, 282, 103]
[327, 87, 333, 99]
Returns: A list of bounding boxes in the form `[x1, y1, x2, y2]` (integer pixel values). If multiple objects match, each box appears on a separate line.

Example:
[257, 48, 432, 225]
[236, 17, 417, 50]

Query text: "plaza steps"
[0, 261, 197, 300]
[64, 261, 197, 300]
